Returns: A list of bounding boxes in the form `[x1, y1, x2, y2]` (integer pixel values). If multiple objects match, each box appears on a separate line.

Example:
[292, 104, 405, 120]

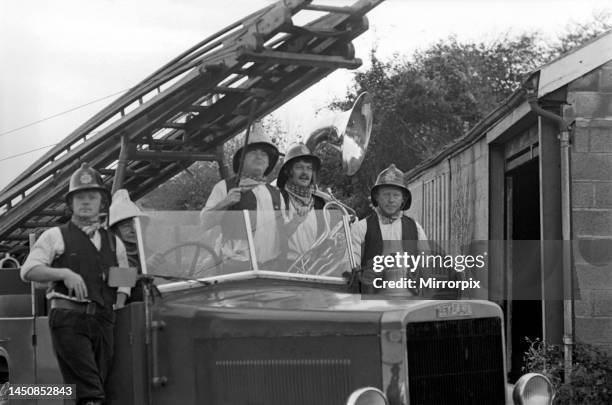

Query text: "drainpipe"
[524, 81, 574, 384]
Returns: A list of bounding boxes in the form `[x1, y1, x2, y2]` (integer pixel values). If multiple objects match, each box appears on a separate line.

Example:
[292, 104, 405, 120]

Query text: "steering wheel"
[158, 241, 221, 278]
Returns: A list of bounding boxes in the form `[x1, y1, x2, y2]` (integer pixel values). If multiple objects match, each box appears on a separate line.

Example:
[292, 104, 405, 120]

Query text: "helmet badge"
[80, 173, 93, 184]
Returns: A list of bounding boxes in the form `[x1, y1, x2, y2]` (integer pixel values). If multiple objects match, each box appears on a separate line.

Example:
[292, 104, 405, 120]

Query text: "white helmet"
[109, 189, 146, 227]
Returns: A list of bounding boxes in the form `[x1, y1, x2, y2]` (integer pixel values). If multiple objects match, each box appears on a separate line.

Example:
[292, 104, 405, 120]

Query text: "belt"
[50, 298, 106, 315]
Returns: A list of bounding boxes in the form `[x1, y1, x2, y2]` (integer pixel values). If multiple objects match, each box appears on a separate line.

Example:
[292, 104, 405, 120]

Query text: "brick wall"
[565, 60, 612, 353]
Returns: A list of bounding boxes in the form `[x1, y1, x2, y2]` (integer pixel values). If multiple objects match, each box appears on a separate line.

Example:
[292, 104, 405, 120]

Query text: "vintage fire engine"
[0, 0, 553, 404]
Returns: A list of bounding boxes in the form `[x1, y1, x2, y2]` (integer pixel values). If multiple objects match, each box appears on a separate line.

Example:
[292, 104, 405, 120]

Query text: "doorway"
[506, 158, 542, 382]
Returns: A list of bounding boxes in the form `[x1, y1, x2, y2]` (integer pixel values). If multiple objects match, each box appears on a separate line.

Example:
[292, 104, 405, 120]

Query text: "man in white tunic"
[200, 131, 283, 271]
[277, 143, 329, 261]
[351, 164, 428, 294]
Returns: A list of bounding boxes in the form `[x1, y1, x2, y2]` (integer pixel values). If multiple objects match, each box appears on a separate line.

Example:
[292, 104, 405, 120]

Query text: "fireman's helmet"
[370, 164, 412, 210]
[232, 128, 280, 176]
[109, 189, 146, 227]
[277, 143, 321, 189]
[65, 162, 109, 204]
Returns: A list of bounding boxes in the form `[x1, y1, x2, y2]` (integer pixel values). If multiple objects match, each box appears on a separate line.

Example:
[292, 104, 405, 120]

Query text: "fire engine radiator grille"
[214, 359, 350, 404]
[406, 317, 505, 405]
[195, 336, 381, 405]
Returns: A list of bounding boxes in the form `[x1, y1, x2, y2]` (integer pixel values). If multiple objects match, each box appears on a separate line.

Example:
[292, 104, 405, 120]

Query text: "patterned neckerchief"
[235, 175, 267, 192]
[72, 217, 101, 238]
[285, 183, 315, 216]
[375, 207, 402, 225]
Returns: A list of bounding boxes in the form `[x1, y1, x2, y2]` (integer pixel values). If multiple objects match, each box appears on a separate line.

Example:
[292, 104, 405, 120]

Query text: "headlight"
[345, 387, 388, 405]
[512, 373, 555, 405]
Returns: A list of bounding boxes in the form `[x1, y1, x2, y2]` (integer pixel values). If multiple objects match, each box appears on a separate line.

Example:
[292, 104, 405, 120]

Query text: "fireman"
[200, 130, 284, 270]
[351, 164, 428, 294]
[21, 163, 131, 405]
[108, 188, 147, 303]
[277, 143, 328, 260]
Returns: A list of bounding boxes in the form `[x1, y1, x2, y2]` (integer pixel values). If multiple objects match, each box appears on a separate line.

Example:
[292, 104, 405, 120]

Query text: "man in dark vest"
[351, 164, 428, 294]
[277, 143, 329, 261]
[21, 162, 131, 405]
[200, 130, 283, 271]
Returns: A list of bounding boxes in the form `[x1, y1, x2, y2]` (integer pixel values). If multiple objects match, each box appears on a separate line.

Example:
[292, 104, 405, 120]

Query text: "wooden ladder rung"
[303, 4, 354, 14]
[244, 50, 361, 69]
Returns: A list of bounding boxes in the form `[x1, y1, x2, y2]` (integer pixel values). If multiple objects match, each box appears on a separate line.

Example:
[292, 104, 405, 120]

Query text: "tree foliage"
[553, 11, 612, 56]
[321, 33, 547, 215]
[320, 14, 611, 216]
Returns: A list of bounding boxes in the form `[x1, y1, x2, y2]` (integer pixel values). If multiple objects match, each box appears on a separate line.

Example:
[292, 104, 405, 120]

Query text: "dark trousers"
[49, 308, 115, 404]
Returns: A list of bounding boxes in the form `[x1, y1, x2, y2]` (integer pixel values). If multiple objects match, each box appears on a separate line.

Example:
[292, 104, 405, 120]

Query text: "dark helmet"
[232, 127, 280, 176]
[65, 162, 109, 204]
[277, 143, 321, 189]
[370, 164, 411, 210]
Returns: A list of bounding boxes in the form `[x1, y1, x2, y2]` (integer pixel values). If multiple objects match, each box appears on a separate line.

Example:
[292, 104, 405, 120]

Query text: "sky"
[0, 0, 610, 190]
